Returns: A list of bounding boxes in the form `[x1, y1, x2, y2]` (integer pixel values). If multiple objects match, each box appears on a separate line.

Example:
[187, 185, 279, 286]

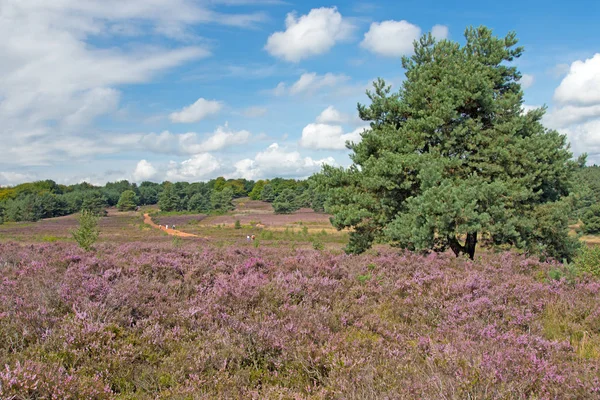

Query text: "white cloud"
[520, 74, 535, 89]
[554, 54, 600, 106]
[0, 0, 270, 168]
[316, 106, 349, 124]
[300, 124, 365, 150]
[62, 88, 121, 129]
[545, 104, 600, 128]
[169, 98, 223, 123]
[273, 72, 350, 96]
[298, 107, 369, 150]
[543, 53, 600, 162]
[360, 20, 421, 57]
[166, 153, 222, 181]
[265, 7, 354, 62]
[431, 24, 449, 41]
[187, 124, 251, 152]
[232, 143, 336, 180]
[242, 106, 268, 118]
[130, 124, 252, 155]
[133, 160, 158, 182]
[0, 172, 36, 187]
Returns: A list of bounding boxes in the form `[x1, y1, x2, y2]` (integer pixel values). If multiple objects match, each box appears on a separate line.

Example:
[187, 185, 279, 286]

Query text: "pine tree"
[117, 190, 139, 211]
[317, 26, 579, 260]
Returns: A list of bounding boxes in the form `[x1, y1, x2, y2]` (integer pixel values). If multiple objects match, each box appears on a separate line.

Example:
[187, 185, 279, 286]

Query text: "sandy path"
[143, 213, 199, 238]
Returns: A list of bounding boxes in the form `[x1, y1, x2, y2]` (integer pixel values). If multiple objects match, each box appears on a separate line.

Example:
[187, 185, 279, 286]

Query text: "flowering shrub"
[0, 241, 599, 398]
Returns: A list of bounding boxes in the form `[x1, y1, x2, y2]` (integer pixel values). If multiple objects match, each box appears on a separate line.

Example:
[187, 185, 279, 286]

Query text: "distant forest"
[2, 165, 600, 235]
[0, 176, 326, 224]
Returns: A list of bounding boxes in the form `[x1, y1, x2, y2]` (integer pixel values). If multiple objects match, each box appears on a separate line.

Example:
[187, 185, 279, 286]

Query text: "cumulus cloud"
[0, 172, 36, 187]
[265, 7, 354, 62]
[298, 106, 368, 150]
[130, 124, 252, 155]
[166, 153, 222, 181]
[273, 73, 350, 96]
[554, 54, 600, 106]
[316, 106, 350, 124]
[0, 0, 270, 169]
[232, 143, 336, 180]
[133, 160, 158, 182]
[543, 54, 600, 162]
[300, 124, 364, 150]
[360, 20, 421, 57]
[169, 98, 223, 123]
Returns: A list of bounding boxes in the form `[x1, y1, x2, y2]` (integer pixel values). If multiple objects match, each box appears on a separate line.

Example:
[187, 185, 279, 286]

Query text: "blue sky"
[1, 0, 599, 186]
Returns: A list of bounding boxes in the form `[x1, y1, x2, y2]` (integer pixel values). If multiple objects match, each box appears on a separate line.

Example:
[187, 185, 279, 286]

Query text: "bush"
[582, 204, 600, 234]
[273, 189, 300, 214]
[235, 219, 242, 229]
[312, 239, 324, 251]
[574, 245, 600, 278]
[71, 210, 100, 251]
[117, 190, 138, 211]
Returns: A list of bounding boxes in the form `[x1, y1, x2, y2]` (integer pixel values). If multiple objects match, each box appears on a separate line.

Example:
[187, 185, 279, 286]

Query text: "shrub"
[117, 190, 138, 211]
[574, 245, 600, 278]
[312, 239, 324, 251]
[71, 210, 100, 251]
[234, 219, 242, 229]
[273, 189, 300, 214]
[582, 204, 600, 234]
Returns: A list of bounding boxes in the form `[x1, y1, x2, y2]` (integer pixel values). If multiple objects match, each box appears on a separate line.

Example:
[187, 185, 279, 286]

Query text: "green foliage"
[261, 184, 275, 202]
[223, 179, 248, 198]
[273, 189, 301, 214]
[235, 219, 242, 229]
[158, 183, 180, 212]
[570, 163, 600, 219]
[312, 239, 324, 251]
[117, 190, 139, 211]
[249, 180, 267, 200]
[574, 245, 600, 278]
[316, 26, 577, 260]
[210, 188, 234, 213]
[582, 204, 600, 234]
[71, 210, 100, 251]
[81, 191, 108, 216]
[138, 184, 159, 205]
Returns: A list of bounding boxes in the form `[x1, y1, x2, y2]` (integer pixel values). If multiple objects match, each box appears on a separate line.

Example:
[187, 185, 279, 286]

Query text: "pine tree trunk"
[448, 232, 478, 260]
[448, 235, 464, 257]
[465, 232, 477, 260]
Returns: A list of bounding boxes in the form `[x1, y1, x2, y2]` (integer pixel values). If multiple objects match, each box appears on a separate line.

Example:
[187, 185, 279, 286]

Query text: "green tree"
[317, 26, 578, 260]
[71, 210, 100, 251]
[223, 179, 248, 198]
[117, 190, 139, 211]
[210, 188, 234, 213]
[261, 184, 276, 202]
[582, 204, 600, 234]
[158, 183, 179, 212]
[81, 191, 108, 216]
[249, 180, 267, 200]
[187, 192, 211, 213]
[273, 189, 301, 214]
[138, 184, 159, 205]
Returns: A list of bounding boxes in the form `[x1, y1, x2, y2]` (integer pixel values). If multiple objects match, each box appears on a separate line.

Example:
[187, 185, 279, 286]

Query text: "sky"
[1, 0, 599, 186]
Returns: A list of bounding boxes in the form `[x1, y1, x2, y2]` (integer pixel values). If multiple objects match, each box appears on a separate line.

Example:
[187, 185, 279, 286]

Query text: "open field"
[1, 241, 599, 399]
[1, 202, 600, 398]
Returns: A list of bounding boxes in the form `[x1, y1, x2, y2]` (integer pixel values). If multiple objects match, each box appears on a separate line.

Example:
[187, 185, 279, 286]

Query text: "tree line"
[0, 176, 324, 224]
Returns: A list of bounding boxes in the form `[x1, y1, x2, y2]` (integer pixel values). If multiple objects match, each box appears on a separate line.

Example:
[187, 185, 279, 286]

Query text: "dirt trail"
[143, 213, 199, 238]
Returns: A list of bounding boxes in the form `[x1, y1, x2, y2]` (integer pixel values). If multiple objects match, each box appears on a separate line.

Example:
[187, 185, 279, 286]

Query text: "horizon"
[1, 0, 599, 187]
